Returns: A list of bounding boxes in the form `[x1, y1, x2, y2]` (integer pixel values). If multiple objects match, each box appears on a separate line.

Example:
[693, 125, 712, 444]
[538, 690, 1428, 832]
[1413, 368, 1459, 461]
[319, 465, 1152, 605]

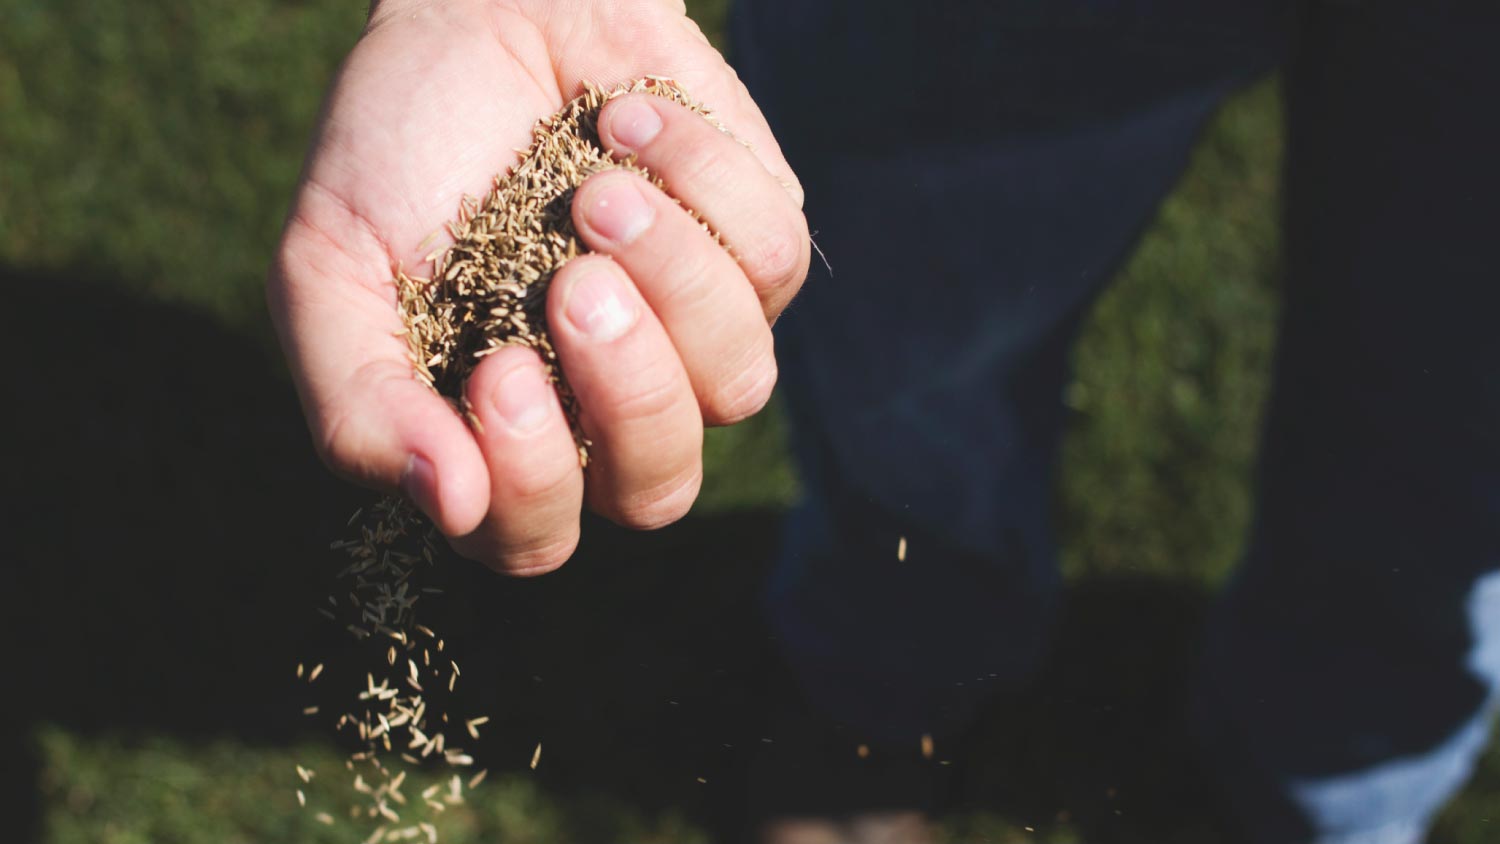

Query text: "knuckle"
[748, 214, 811, 296]
[703, 342, 778, 426]
[651, 251, 719, 314]
[310, 360, 407, 487]
[498, 453, 578, 504]
[667, 138, 737, 195]
[607, 360, 689, 424]
[611, 466, 702, 530]
[315, 405, 374, 483]
[781, 175, 807, 210]
[679, 12, 710, 45]
[498, 533, 581, 578]
[450, 529, 580, 578]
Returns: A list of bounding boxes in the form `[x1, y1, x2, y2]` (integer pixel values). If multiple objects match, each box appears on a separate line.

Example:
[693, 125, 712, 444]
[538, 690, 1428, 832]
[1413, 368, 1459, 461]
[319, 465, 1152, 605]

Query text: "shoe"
[759, 811, 935, 844]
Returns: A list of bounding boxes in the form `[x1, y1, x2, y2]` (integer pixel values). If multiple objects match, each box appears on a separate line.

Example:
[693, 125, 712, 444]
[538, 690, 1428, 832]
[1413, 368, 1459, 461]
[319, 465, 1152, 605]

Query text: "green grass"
[5, 0, 1496, 841]
[1057, 79, 1283, 586]
[35, 728, 710, 844]
[0, 0, 360, 331]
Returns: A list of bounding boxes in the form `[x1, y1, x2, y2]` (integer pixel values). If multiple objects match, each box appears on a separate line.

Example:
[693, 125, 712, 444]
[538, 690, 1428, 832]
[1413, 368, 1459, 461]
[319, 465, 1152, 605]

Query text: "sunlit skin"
[268, 0, 810, 575]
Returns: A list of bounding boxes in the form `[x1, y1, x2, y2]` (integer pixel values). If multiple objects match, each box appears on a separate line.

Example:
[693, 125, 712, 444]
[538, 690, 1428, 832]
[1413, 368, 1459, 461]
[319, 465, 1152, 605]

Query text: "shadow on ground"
[6, 269, 1245, 843]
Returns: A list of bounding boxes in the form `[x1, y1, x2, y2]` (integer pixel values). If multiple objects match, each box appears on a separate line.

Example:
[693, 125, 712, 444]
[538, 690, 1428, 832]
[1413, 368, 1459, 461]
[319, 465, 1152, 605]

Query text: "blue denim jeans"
[731, 1, 1500, 841]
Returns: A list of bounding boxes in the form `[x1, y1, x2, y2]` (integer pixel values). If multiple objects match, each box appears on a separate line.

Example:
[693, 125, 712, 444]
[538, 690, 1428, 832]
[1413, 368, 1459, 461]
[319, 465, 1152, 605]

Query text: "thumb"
[310, 359, 491, 537]
[269, 223, 490, 538]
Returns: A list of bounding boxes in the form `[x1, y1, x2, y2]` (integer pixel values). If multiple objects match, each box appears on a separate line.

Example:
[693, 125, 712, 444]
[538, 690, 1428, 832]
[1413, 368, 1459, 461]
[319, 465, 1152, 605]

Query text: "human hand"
[267, 0, 809, 574]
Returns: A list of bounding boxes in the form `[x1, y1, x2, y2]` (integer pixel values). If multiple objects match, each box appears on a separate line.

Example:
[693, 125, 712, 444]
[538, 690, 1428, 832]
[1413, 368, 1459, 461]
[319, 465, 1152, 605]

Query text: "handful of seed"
[396, 76, 723, 465]
[301, 78, 722, 842]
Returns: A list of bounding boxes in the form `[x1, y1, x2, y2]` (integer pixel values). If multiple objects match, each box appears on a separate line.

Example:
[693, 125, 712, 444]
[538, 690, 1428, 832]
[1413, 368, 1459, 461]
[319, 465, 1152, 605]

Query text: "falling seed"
[296, 789, 306, 807]
[921, 734, 934, 759]
[897, 536, 907, 562]
[696, 776, 708, 784]
[302, 79, 723, 844]
[857, 744, 870, 759]
[297, 765, 315, 783]
[316, 812, 335, 826]
[468, 769, 488, 789]
[303, 706, 320, 716]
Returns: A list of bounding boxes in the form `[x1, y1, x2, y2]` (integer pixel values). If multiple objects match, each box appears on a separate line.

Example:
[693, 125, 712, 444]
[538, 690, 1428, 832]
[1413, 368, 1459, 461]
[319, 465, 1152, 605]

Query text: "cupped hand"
[267, 0, 809, 574]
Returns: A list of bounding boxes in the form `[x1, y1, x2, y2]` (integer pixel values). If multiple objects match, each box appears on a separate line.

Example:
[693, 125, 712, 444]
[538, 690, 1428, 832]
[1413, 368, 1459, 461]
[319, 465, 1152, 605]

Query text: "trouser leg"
[732, 0, 1287, 746]
[1193, 4, 1500, 841]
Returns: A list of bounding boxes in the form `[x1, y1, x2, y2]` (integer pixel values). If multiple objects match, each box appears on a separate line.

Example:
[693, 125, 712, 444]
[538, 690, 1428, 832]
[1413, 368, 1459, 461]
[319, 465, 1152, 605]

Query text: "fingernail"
[583, 178, 654, 244]
[491, 362, 551, 434]
[608, 98, 663, 150]
[400, 454, 440, 516]
[563, 265, 639, 342]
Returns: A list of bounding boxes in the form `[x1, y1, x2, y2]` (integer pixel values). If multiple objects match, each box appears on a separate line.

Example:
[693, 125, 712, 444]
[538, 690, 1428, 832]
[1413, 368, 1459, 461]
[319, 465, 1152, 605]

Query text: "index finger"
[546, 14, 805, 208]
[596, 92, 810, 321]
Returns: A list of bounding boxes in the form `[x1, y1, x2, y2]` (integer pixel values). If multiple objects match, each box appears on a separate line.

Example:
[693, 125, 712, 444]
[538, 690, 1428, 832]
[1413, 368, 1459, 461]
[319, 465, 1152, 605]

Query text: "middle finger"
[546, 254, 704, 530]
[572, 169, 779, 426]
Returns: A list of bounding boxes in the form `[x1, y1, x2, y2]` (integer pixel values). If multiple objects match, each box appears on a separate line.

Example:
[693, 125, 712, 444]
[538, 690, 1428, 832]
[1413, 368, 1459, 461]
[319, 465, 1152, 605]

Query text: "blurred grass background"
[3, 0, 1497, 841]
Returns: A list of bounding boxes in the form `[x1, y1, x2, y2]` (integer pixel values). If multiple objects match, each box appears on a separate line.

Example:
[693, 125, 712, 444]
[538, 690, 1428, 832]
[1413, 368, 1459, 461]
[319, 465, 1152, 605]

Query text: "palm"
[306, 13, 550, 276]
[291, 0, 734, 303]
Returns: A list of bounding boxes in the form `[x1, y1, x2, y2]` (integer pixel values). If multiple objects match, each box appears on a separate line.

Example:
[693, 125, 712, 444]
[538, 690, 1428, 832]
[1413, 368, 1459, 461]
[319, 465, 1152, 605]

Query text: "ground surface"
[4, 0, 1498, 842]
